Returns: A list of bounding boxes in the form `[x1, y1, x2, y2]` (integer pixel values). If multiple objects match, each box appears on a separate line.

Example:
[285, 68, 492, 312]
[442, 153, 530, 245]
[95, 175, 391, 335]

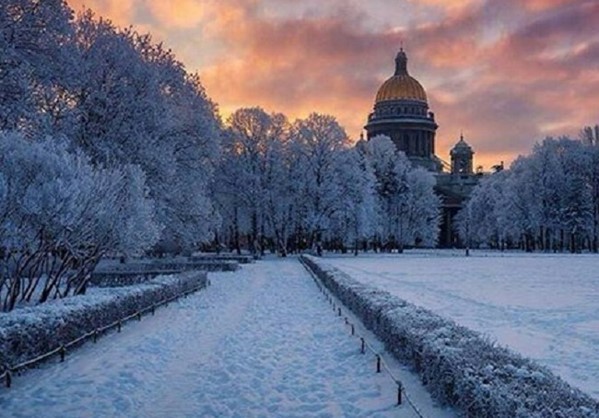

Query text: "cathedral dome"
[375, 49, 427, 103]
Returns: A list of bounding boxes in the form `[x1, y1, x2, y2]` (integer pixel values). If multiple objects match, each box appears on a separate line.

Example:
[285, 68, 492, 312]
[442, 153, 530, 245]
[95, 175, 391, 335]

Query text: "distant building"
[364, 48, 482, 247]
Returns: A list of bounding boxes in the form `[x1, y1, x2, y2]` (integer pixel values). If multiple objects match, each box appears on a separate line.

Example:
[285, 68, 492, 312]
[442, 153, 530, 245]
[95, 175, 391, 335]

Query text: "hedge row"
[0, 271, 207, 370]
[301, 255, 598, 418]
[90, 260, 237, 287]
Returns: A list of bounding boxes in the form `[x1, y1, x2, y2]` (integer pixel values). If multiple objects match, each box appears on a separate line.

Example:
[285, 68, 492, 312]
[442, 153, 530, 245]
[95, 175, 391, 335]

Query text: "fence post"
[376, 354, 381, 373]
[351, 324, 355, 336]
[5, 371, 11, 388]
[60, 346, 66, 362]
[361, 337, 365, 354]
[117, 320, 122, 333]
[93, 329, 98, 343]
[397, 381, 403, 405]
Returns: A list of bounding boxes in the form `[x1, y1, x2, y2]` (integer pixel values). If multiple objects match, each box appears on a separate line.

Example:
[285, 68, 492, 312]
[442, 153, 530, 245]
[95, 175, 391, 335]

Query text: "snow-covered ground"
[0, 258, 454, 417]
[321, 250, 599, 400]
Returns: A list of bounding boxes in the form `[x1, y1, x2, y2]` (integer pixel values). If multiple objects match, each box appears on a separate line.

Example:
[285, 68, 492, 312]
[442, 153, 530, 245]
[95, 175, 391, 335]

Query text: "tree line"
[456, 127, 599, 253]
[0, 0, 219, 310]
[0, 1, 439, 311]
[213, 108, 440, 256]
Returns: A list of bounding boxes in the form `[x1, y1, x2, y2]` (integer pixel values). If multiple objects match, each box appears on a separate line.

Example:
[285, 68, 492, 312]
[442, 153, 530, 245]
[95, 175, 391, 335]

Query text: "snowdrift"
[301, 255, 598, 418]
[0, 272, 207, 371]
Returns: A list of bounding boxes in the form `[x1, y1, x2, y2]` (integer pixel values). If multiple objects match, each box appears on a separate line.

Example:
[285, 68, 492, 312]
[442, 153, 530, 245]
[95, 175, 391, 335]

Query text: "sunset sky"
[66, 0, 599, 169]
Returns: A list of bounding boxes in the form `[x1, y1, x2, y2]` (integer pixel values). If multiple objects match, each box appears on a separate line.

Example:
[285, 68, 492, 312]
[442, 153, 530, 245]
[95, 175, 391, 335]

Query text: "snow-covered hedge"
[301, 255, 599, 418]
[90, 261, 237, 287]
[0, 272, 207, 370]
[189, 254, 255, 264]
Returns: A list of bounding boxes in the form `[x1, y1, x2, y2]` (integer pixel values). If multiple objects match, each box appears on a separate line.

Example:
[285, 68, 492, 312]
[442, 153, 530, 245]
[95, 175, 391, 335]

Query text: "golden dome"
[375, 49, 427, 103]
[375, 75, 427, 103]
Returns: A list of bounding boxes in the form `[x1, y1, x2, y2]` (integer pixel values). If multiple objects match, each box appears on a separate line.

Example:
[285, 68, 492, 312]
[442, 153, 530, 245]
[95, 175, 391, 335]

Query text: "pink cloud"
[65, 0, 599, 170]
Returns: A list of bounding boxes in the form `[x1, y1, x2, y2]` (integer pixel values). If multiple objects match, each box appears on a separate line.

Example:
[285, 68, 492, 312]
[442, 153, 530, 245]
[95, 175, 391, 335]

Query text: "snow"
[320, 250, 599, 399]
[0, 258, 455, 417]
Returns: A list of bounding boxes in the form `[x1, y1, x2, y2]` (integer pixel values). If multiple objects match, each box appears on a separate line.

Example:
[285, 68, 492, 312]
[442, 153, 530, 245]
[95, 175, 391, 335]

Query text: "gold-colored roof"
[375, 74, 427, 103]
[375, 49, 427, 103]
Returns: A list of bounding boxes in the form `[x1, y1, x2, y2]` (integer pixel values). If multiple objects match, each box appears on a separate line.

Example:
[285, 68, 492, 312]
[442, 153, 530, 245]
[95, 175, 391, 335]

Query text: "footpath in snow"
[0, 258, 453, 418]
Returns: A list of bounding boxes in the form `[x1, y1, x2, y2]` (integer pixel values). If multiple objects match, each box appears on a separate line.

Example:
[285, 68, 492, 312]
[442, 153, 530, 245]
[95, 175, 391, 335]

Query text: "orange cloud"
[68, 0, 135, 26]
[147, 0, 206, 29]
[65, 0, 599, 170]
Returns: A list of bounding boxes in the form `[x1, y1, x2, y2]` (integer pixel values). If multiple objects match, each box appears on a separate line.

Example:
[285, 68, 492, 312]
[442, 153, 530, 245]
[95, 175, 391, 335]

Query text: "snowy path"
[0, 258, 453, 418]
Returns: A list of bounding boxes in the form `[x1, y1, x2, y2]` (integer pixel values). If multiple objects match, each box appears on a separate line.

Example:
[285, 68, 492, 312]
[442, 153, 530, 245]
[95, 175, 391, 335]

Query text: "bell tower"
[450, 134, 474, 175]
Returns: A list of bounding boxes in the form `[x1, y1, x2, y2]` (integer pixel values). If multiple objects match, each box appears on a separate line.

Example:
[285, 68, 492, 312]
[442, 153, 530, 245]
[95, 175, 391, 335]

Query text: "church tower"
[364, 49, 440, 171]
[450, 134, 474, 175]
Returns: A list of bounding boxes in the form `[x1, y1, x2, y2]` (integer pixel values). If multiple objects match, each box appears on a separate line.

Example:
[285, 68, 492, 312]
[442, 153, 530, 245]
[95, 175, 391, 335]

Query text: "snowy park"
[2, 0, 599, 417]
[320, 250, 599, 400]
[0, 259, 455, 418]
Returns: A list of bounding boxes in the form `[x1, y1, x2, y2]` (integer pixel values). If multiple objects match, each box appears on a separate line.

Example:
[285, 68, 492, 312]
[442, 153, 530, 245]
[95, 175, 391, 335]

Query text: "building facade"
[365, 49, 481, 247]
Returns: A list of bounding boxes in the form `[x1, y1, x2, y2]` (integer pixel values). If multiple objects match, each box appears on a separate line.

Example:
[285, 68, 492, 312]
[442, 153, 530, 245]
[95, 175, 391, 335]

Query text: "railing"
[299, 258, 426, 417]
[0, 279, 211, 389]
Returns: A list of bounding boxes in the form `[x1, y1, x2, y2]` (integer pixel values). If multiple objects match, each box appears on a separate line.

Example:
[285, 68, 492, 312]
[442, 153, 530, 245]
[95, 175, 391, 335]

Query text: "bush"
[0, 272, 207, 370]
[301, 255, 599, 417]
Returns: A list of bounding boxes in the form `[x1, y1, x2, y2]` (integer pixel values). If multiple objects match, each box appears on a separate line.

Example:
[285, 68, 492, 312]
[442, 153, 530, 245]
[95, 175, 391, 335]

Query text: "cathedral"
[364, 48, 481, 247]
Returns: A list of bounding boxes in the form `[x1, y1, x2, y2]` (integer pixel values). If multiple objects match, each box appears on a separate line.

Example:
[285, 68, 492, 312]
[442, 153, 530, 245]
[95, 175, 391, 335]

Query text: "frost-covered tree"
[360, 135, 439, 251]
[329, 147, 377, 254]
[581, 125, 599, 251]
[0, 0, 77, 135]
[404, 168, 440, 247]
[215, 108, 291, 255]
[290, 113, 350, 249]
[459, 136, 596, 252]
[72, 12, 220, 253]
[0, 133, 160, 311]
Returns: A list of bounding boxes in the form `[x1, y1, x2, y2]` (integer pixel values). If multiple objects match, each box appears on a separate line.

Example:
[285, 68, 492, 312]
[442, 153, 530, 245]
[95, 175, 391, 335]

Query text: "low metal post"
[117, 320, 122, 333]
[361, 337, 365, 354]
[376, 354, 381, 373]
[137, 312, 141, 321]
[60, 346, 66, 362]
[397, 381, 403, 405]
[93, 329, 98, 343]
[351, 324, 355, 336]
[5, 371, 12, 388]
[151, 304, 155, 315]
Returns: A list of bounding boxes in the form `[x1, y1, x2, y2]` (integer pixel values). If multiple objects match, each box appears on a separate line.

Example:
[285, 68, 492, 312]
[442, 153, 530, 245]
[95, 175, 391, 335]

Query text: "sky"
[66, 0, 599, 169]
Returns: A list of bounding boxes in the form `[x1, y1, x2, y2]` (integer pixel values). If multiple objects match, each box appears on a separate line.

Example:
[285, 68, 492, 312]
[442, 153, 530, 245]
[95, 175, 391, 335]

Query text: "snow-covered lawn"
[321, 250, 599, 399]
[0, 258, 454, 417]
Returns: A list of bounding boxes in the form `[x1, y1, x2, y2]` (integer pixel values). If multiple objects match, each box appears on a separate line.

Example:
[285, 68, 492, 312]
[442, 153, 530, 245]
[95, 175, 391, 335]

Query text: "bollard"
[338, 308, 341, 317]
[93, 329, 98, 343]
[5, 370, 12, 388]
[397, 381, 403, 405]
[351, 324, 355, 336]
[60, 346, 66, 362]
[137, 312, 142, 321]
[361, 337, 365, 354]
[117, 320, 122, 333]
[151, 304, 155, 315]
[376, 354, 381, 373]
